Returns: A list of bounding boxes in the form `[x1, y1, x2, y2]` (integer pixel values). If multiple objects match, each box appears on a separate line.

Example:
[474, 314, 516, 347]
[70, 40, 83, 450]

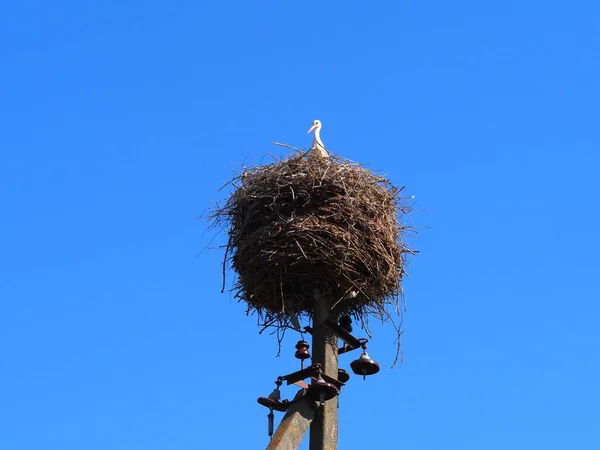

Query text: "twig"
[271, 142, 303, 152]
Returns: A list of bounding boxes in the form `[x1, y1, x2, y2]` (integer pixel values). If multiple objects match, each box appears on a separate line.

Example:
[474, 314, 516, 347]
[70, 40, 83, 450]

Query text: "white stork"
[307, 119, 329, 158]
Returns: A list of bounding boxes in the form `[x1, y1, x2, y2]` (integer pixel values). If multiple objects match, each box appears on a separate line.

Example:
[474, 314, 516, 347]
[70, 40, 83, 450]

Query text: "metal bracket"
[278, 363, 345, 390]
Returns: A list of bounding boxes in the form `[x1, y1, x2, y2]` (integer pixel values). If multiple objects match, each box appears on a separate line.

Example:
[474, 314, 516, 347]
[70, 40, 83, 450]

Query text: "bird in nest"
[307, 119, 329, 158]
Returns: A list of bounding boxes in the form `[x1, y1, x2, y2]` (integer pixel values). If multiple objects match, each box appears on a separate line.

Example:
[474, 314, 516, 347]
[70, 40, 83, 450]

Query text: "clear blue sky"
[1, 1, 599, 449]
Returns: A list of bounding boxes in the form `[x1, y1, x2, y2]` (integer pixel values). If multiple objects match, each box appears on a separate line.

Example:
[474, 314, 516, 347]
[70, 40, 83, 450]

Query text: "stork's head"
[307, 119, 322, 135]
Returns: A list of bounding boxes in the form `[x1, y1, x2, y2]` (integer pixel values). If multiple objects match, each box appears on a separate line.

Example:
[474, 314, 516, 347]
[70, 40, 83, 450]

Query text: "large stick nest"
[212, 150, 415, 352]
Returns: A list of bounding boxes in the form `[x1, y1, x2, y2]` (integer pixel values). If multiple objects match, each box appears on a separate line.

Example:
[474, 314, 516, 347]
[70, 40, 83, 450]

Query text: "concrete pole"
[309, 289, 339, 450]
[267, 397, 318, 450]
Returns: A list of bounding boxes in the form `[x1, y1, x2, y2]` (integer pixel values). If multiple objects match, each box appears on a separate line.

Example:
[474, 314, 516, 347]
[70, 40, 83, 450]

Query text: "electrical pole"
[309, 289, 339, 450]
[267, 396, 318, 450]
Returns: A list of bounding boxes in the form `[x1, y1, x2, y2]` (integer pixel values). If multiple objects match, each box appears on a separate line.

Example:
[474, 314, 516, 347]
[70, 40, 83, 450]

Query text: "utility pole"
[260, 290, 376, 449]
[267, 395, 318, 450]
[309, 289, 339, 450]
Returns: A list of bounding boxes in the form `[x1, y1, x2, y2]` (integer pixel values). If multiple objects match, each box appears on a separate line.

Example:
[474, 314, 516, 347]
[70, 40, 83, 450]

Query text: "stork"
[307, 119, 329, 158]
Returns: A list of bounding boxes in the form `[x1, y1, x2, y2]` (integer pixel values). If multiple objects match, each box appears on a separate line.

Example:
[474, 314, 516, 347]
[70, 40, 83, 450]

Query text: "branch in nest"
[271, 142, 303, 152]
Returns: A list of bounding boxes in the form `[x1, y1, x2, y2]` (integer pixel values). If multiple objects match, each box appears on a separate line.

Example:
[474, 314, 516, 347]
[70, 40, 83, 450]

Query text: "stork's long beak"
[307, 124, 317, 134]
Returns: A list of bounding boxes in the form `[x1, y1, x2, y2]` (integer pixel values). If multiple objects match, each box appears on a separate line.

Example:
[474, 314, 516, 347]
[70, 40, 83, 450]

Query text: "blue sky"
[1, 1, 599, 449]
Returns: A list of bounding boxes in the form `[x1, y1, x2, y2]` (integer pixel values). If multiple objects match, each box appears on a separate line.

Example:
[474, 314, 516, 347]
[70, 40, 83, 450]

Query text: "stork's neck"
[313, 127, 324, 150]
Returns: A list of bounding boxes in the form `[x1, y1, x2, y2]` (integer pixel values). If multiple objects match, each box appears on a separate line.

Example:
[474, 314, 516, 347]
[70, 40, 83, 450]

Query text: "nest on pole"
[211, 149, 415, 361]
